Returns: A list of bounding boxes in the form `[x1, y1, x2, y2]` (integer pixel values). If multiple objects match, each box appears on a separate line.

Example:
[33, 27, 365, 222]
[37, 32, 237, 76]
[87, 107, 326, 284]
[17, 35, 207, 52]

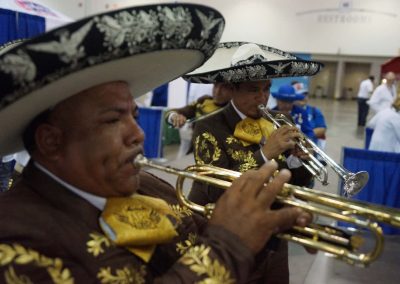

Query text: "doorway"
[309, 61, 337, 99]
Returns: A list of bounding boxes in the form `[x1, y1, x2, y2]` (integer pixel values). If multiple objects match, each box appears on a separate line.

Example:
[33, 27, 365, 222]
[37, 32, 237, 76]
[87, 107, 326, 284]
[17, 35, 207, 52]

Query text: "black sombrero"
[183, 42, 323, 83]
[0, 3, 225, 156]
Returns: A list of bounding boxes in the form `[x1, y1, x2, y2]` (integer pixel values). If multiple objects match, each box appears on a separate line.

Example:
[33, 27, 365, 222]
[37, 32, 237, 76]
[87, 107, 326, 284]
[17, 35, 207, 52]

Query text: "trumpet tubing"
[185, 107, 225, 124]
[134, 154, 400, 267]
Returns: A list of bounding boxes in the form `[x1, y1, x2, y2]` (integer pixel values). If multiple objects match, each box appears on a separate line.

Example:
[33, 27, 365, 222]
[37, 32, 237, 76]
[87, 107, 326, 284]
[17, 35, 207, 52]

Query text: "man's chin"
[116, 187, 138, 197]
[249, 114, 262, 119]
[116, 178, 140, 197]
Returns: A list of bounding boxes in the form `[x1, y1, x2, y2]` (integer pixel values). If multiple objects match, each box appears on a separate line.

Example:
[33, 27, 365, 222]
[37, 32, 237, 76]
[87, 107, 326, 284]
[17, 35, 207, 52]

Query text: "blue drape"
[365, 127, 373, 149]
[340, 147, 400, 234]
[138, 107, 165, 159]
[151, 84, 168, 107]
[0, 8, 44, 191]
[0, 8, 45, 45]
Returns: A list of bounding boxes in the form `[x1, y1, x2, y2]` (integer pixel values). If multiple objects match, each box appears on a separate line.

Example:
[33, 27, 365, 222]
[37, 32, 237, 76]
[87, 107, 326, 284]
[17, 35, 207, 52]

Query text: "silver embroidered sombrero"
[183, 42, 323, 83]
[0, 3, 225, 156]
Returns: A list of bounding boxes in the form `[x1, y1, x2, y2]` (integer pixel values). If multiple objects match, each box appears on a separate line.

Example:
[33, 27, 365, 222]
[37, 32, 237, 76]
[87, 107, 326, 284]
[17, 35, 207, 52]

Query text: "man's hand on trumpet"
[209, 160, 312, 254]
[261, 125, 302, 160]
[291, 143, 314, 160]
[169, 112, 187, 128]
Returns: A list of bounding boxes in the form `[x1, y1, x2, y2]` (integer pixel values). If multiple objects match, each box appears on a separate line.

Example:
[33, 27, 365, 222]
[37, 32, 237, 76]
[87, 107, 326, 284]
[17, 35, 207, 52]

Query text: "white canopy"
[1, 0, 72, 30]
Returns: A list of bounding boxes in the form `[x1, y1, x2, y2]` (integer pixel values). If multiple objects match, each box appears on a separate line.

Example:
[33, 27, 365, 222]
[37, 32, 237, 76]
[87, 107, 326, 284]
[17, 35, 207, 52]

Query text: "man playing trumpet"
[0, 5, 312, 283]
[183, 42, 323, 284]
[165, 82, 232, 157]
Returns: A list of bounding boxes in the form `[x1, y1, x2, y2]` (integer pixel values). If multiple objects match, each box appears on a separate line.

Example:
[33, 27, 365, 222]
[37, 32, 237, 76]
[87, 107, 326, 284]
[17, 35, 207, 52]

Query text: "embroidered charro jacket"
[190, 102, 312, 205]
[0, 162, 255, 283]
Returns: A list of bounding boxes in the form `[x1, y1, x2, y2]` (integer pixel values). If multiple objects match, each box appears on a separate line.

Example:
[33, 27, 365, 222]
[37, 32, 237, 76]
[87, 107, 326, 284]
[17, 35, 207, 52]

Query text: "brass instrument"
[6, 178, 13, 191]
[257, 104, 369, 197]
[185, 107, 225, 124]
[134, 154, 400, 267]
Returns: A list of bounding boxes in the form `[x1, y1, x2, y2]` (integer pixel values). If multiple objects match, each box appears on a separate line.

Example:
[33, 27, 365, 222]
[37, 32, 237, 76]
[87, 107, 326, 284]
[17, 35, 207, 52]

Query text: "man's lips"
[123, 146, 144, 172]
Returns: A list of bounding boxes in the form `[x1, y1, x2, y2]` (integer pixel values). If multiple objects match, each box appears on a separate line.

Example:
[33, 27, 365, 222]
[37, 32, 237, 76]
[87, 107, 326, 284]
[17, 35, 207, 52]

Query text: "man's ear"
[34, 124, 63, 160]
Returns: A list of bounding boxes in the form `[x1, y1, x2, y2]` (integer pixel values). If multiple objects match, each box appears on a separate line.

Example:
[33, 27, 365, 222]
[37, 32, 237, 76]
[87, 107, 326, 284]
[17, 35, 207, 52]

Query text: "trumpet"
[185, 107, 225, 124]
[257, 104, 369, 197]
[134, 154, 400, 267]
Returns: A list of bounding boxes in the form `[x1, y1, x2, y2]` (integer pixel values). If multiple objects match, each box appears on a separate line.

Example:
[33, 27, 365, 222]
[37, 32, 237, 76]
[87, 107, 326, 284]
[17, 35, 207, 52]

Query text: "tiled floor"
[155, 98, 400, 283]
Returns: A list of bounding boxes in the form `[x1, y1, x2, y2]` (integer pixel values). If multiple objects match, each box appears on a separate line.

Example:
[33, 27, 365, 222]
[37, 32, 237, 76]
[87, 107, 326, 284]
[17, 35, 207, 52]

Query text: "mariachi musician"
[165, 83, 232, 157]
[183, 42, 323, 284]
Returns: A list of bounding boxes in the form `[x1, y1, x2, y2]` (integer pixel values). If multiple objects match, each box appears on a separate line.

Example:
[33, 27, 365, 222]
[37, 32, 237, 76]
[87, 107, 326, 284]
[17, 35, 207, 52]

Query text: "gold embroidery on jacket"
[227, 149, 258, 172]
[115, 206, 161, 229]
[97, 265, 146, 284]
[5, 266, 32, 284]
[0, 243, 74, 284]
[179, 244, 234, 284]
[225, 136, 240, 145]
[176, 233, 197, 255]
[194, 132, 221, 165]
[87, 232, 113, 257]
[169, 204, 193, 220]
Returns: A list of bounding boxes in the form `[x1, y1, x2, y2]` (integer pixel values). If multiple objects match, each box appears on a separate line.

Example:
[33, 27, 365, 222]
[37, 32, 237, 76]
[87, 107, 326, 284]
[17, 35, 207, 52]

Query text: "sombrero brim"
[183, 41, 323, 83]
[0, 3, 225, 156]
[271, 93, 305, 101]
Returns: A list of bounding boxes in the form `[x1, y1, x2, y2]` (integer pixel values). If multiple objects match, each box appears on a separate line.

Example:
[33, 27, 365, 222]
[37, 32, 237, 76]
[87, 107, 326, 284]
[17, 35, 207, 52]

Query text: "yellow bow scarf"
[234, 117, 275, 146]
[196, 98, 220, 117]
[100, 194, 179, 263]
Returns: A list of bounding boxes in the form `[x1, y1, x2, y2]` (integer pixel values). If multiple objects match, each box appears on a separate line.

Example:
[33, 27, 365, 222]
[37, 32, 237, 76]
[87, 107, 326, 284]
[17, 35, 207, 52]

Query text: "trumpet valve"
[204, 203, 215, 219]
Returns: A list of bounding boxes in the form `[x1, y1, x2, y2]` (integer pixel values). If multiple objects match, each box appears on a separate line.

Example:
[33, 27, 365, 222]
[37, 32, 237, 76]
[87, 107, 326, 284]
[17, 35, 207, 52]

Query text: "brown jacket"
[189, 102, 313, 284]
[0, 162, 255, 283]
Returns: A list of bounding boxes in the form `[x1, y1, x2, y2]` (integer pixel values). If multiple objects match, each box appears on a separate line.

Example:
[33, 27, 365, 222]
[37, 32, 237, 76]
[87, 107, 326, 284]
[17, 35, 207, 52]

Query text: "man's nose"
[126, 117, 145, 146]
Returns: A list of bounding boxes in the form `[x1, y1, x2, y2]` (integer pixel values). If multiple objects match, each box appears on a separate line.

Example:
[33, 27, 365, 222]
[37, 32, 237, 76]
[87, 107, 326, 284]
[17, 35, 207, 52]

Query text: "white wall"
[18, 0, 399, 102]
[197, 0, 400, 57]
[34, 0, 86, 19]
[33, 0, 400, 57]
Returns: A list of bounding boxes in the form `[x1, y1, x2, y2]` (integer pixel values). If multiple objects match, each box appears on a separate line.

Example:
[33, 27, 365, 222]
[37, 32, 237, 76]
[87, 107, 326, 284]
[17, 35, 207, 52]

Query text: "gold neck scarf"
[196, 98, 220, 117]
[234, 117, 275, 146]
[100, 194, 179, 263]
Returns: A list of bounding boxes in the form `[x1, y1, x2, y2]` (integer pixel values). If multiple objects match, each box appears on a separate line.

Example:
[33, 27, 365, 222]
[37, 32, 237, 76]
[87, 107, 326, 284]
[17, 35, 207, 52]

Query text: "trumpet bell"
[344, 171, 369, 197]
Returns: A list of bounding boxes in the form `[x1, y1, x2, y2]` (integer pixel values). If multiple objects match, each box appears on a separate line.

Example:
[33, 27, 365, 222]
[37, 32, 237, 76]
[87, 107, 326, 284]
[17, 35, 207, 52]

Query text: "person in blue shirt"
[272, 84, 316, 142]
[292, 82, 327, 151]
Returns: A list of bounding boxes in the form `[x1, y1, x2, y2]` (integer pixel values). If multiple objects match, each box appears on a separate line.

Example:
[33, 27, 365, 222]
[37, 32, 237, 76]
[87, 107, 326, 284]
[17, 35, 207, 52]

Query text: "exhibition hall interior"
[1, 0, 399, 283]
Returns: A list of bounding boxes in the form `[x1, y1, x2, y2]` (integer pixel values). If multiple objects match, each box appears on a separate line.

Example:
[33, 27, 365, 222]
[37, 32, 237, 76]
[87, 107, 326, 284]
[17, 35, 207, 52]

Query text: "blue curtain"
[340, 147, 400, 234]
[365, 127, 373, 149]
[0, 8, 45, 45]
[151, 84, 169, 107]
[138, 107, 165, 159]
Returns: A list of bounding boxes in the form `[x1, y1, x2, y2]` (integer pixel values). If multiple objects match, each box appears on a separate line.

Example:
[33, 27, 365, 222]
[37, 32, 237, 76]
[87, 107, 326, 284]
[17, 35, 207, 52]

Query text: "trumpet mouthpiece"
[133, 154, 147, 167]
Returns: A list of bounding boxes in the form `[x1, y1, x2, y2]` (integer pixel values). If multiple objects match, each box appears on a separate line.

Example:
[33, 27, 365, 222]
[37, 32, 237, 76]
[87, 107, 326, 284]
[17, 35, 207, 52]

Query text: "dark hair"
[369, 76, 375, 81]
[22, 109, 52, 154]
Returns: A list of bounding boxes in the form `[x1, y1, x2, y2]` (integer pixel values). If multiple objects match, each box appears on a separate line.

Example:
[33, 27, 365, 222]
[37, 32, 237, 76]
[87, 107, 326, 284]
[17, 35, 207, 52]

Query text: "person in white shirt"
[357, 76, 374, 126]
[367, 96, 400, 153]
[187, 82, 214, 104]
[367, 72, 397, 114]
